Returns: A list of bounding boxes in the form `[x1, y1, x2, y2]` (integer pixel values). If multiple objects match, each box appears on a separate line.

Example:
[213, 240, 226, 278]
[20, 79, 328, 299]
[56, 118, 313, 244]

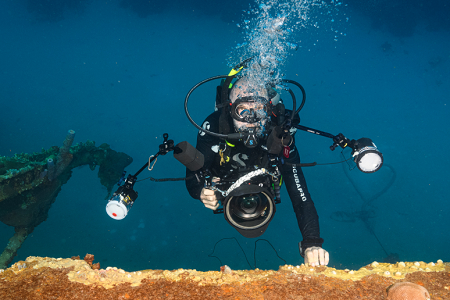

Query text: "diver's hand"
[304, 247, 329, 267]
[200, 188, 220, 210]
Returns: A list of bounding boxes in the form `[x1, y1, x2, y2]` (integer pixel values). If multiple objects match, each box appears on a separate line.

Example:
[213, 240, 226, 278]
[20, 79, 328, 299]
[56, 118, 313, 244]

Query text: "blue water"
[1, 0, 449, 272]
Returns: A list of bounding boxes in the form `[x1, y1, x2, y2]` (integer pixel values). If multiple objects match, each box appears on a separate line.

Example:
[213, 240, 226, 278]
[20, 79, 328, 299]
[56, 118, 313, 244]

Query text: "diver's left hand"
[304, 247, 329, 267]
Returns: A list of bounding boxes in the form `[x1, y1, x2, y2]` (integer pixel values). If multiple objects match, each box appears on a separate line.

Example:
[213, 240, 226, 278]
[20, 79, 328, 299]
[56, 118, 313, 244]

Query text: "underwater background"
[1, 0, 449, 272]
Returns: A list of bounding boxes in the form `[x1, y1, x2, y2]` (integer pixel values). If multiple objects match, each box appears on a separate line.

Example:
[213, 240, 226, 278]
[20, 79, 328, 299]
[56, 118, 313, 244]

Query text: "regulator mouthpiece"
[352, 138, 383, 173]
[243, 129, 258, 148]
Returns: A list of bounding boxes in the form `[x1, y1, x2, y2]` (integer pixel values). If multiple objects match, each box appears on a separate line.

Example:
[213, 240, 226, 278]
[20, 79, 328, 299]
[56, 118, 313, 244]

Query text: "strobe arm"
[292, 124, 383, 173]
[293, 124, 351, 151]
[106, 133, 203, 220]
[132, 133, 180, 178]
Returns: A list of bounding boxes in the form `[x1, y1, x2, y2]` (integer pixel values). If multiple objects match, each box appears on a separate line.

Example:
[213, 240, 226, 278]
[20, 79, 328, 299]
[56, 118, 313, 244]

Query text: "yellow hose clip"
[228, 66, 244, 76]
[219, 149, 226, 166]
[226, 140, 235, 147]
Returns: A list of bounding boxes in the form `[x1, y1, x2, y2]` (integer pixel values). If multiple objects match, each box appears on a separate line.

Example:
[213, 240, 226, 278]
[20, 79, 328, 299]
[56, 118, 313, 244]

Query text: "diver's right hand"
[200, 188, 220, 210]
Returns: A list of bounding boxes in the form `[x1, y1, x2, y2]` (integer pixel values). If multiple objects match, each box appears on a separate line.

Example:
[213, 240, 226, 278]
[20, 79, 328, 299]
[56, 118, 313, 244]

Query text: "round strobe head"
[106, 195, 129, 220]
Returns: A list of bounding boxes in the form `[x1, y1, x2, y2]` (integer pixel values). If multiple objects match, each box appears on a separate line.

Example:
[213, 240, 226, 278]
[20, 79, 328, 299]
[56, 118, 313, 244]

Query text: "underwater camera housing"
[216, 170, 278, 238]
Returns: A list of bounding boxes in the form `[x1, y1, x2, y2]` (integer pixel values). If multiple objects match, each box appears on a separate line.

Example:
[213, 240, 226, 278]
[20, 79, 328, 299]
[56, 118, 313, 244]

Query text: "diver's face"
[232, 102, 268, 134]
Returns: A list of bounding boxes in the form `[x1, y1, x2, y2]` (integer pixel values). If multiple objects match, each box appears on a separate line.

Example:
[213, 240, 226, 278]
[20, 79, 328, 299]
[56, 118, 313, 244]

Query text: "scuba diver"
[185, 76, 329, 267]
[106, 59, 383, 269]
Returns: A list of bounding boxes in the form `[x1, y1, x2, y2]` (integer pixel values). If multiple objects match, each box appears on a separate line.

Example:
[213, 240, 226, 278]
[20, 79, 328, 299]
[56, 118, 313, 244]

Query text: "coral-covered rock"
[84, 254, 95, 266]
[387, 282, 430, 300]
[1, 256, 448, 299]
[92, 262, 100, 270]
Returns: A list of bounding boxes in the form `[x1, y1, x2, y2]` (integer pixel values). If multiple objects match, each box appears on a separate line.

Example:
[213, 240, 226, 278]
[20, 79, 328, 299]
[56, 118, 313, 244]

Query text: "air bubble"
[228, 0, 344, 88]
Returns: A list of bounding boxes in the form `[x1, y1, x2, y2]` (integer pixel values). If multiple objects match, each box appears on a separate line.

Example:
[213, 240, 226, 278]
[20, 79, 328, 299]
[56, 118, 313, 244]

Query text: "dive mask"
[230, 96, 271, 124]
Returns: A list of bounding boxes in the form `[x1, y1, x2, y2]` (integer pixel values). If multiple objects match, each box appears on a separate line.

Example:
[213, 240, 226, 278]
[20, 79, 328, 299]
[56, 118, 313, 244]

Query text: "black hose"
[286, 88, 296, 123]
[281, 79, 306, 116]
[184, 75, 229, 139]
[208, 237, 286, 270]
[185, 76, 306, 139]
[208, 237, 252, 269]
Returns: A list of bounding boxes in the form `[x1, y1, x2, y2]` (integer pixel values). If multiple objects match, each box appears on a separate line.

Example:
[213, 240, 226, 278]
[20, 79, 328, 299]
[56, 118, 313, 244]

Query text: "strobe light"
[106, 175, 138, 220]
[351, 138, 383, 173]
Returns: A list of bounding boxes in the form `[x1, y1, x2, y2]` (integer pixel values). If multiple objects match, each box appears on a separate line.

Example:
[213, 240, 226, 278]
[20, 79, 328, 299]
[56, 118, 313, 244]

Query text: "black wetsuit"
[185, 111, 324, 256]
